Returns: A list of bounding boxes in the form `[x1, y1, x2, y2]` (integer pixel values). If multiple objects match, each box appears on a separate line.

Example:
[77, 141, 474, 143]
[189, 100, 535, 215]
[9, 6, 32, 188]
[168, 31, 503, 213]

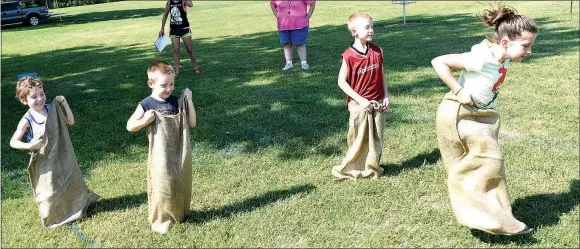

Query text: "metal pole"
[403, 0, 407, 25]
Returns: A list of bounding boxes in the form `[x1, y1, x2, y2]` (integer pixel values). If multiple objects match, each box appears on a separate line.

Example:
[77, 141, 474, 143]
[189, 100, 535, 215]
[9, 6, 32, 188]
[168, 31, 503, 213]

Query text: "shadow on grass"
[86, 192, 148, 218]
[2, 13, 577, 199]
[470, 179, 579, 245]
[1, 7, 164, 31]
[380, 148, 440, 176]
[469, 229, 538, 245]
[186, 184, 315, 225]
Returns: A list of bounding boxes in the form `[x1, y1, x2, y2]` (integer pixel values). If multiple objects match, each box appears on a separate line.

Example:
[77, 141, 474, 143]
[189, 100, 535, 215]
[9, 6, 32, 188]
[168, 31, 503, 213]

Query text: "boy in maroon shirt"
[332, 13, 390, 180]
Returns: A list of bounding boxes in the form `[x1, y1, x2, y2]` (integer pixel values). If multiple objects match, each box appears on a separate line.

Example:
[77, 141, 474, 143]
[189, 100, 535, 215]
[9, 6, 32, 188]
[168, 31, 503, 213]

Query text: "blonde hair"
[15, 76, 44, 104]
[347, 13, 374, 31]
[477, 5, 539, 43]
[147, 61, 175, 85]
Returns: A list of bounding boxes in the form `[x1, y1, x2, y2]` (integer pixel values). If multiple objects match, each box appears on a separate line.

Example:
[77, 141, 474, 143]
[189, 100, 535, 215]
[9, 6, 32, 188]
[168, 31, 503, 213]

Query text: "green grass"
[1, 1, 578, 247]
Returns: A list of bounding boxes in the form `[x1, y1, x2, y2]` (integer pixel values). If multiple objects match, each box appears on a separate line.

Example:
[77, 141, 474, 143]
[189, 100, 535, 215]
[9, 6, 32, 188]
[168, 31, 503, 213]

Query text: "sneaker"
[301, 63, 309, 70]
[282, 63, 293, 71]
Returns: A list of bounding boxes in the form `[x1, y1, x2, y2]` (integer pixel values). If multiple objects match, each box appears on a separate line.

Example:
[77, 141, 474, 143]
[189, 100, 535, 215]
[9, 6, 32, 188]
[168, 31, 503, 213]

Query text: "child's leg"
[181, 36, 199, 72]
[171, 36, 181, 75]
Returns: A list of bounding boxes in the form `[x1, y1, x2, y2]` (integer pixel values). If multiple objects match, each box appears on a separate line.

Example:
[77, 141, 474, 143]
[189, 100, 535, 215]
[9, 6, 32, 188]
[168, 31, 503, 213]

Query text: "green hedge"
[0, 0, 127, 9]
[48, 0, 125, 9]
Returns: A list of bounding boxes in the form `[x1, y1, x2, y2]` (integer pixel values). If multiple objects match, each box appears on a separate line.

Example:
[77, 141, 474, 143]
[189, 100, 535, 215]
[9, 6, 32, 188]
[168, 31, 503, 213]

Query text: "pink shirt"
[271, 0, 314, 31]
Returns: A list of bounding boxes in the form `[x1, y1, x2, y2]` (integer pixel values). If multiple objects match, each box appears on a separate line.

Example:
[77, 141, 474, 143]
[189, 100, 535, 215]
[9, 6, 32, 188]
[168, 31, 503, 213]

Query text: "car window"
[2, 2, 20, 11]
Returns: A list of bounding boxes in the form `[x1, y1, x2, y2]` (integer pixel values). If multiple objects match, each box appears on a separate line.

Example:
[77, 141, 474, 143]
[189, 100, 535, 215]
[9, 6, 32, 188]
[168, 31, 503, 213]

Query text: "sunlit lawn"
[1, 1, 578, 248]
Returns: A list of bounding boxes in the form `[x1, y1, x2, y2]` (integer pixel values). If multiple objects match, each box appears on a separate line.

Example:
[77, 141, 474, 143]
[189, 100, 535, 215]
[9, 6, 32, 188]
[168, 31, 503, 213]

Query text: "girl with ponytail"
[431, 5, 538, 235]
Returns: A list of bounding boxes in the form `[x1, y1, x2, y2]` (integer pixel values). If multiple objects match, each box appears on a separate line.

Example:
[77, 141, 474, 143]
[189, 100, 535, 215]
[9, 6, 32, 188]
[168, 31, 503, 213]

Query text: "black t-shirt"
[169, 0, 190, 30]
[140, 95, 179, 115]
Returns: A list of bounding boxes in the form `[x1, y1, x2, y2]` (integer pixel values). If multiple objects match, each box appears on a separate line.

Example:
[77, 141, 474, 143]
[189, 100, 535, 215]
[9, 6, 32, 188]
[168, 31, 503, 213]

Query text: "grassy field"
[1, 1, 578, 248]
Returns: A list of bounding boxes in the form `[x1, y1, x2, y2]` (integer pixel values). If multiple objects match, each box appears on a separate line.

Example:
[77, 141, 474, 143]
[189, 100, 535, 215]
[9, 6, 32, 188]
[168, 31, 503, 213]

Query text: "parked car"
[1, 0, 51, 26]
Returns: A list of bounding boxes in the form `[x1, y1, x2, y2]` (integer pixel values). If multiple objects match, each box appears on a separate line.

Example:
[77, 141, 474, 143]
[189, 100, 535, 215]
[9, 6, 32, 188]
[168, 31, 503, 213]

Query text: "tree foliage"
[48, 0, 125, 9]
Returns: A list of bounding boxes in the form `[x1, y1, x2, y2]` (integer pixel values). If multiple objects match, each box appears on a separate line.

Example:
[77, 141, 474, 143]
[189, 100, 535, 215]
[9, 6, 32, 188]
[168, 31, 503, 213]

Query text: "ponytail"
[477, 5, 538, 42]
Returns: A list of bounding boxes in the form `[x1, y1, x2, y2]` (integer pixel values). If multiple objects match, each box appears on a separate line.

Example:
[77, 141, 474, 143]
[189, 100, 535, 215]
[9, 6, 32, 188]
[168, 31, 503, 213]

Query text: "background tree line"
[2, 0, 126, 9]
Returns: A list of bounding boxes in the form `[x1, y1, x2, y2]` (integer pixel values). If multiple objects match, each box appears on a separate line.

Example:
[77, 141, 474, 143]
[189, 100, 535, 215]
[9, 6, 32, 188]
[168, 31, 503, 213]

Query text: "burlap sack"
[332, 100, 385, 180]
[436, 92, 529, 235]
[27, 99, 100, 228]
[147, 94, 192, 234]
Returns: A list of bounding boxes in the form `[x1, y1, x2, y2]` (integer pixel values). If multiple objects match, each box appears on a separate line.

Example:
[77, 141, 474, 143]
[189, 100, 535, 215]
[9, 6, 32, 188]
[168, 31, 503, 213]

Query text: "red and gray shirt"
[341, 42, 385, 106]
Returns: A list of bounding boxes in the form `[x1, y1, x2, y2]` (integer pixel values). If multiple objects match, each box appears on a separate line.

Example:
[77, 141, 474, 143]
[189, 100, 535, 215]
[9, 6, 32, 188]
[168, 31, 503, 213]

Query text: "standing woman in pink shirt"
[270, 0, 316, 70]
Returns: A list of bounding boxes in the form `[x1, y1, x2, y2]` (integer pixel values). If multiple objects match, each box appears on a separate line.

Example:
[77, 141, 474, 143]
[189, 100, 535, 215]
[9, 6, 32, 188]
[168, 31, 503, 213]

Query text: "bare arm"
[380, 48, 390, 107]
[185, 0, 193, 7]
[383, 73, 389, 99]
[10, 119, 42, 150]
[186, 99, 196, 128]
[126, 105, 155, 132]
[183, 88, 197, 128]
[270, 4, 277, 17]
[56, 96, 74, 125]
[431, 54, 466, 94]
[306, 0, 316, 18]
[159, 1, 170, 36]
[381, 71, 390, 112]
[337, 59, 371, 110]
[431, 54, 472, 104]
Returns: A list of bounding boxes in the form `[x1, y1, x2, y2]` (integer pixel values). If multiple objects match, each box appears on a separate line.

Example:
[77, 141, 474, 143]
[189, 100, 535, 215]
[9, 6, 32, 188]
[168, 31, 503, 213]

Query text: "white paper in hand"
[155, 35, 170, 52]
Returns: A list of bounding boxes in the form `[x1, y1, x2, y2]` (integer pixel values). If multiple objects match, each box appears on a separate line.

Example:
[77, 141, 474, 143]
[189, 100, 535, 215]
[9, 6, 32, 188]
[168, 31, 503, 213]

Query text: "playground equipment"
[392, 0, 416, 25]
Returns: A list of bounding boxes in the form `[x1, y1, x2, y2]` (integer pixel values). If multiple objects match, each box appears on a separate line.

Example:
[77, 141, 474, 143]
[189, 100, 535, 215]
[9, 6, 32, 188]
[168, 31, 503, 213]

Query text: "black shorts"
[170, 28, 192, 38]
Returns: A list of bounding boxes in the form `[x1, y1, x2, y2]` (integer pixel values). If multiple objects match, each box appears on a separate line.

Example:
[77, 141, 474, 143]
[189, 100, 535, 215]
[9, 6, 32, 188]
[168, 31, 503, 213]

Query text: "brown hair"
[15, 76, 44, 104]
[347, 13, 374, 32]
[477, 5, 539, 43]
[147, 61, 175, 85]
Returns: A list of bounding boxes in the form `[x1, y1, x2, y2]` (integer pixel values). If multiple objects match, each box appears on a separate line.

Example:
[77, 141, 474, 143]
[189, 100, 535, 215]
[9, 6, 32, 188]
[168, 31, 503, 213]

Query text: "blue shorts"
[278, 26, 309, 46]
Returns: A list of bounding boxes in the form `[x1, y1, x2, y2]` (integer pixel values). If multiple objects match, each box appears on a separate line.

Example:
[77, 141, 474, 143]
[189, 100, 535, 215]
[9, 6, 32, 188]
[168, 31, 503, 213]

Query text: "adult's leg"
[279, 30, 293, 70]
[292, 27, 309, 69]
[297, 45, 308, 69]
[282, 44, 293, 70]
[283, 44, 293, 62]
[296, 45, 307, 61]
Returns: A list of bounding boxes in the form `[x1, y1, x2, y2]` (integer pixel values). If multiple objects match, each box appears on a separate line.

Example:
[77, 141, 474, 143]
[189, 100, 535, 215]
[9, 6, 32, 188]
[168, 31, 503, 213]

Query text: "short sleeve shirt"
[270, 0, 314, 30]
[458, 39, 510, 109]
[140, 95, 179, 115]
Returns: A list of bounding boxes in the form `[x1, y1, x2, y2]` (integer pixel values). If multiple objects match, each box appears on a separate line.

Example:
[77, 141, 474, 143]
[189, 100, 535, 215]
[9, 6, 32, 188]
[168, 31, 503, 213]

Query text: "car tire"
[27, 15, 39, 26]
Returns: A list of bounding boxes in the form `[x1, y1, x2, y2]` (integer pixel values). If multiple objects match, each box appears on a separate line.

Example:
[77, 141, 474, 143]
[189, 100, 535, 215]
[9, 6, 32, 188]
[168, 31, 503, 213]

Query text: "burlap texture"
[436, 92, 529, 235]
[27, 99, 100, 228]
[332, 100, 385, 180]
[147, 94, 192, 234]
